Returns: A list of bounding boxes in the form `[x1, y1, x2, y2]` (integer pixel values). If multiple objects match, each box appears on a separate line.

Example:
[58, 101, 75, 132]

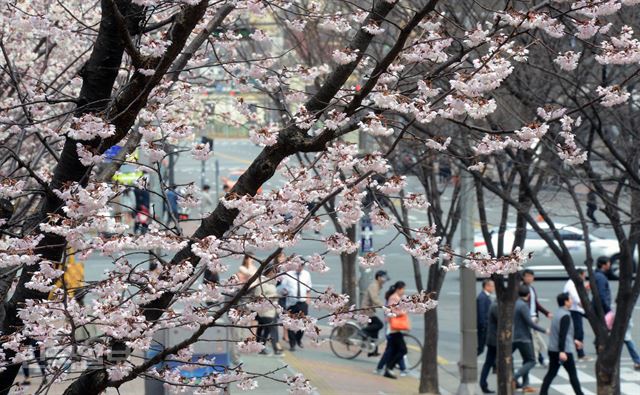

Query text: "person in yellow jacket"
[49, 249, 84, 302]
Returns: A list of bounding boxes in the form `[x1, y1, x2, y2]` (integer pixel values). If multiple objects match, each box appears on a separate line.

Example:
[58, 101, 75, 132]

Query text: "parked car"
[474, 223, 634, 279]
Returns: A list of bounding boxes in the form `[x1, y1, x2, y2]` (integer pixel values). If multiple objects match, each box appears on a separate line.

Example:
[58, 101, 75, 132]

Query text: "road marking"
[214, 151, 253, 165]
[620, 367, 640, 381]
[527, 374, 543, 384]
[552, 384, 595, 395]
[557, 367, 596, 383]
[622, 382, 640, 394]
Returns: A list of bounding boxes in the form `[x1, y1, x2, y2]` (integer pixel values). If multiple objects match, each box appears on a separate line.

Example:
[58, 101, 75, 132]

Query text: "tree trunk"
[596, 357, 620, 395]
[419, 307, 440, 394]
[494, 273, 518, 395]
[341, 225, 358, 303]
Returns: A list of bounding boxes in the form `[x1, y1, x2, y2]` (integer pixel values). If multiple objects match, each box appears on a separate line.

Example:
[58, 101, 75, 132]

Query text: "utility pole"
[457, 170, 477, 395]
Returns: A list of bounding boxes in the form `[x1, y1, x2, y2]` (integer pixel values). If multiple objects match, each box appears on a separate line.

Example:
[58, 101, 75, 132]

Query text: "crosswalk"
[512, 360, 640, 395]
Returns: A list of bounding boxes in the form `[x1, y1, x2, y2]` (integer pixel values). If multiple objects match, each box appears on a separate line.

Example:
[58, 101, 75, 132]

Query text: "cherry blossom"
[554, 51, 581, 71]
[332, 48, 359, 65]
[596, 85, 630, 107]
[358, 252, 386, 268]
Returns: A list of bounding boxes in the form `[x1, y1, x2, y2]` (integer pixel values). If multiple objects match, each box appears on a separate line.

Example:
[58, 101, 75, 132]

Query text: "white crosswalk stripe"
[524, 365, 640, 395]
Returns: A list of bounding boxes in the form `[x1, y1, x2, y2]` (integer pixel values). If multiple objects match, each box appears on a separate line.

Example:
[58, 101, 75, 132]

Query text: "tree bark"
[494, 273, 518, 395]
[420, 307, 440, 394]
[0, 1, 143, 393]
[341, 225, 358, 303]
[595, 358, 620, 395]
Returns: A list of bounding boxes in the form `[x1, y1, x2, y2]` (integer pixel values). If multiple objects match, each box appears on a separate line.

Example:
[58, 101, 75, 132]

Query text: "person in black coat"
[477, 279, 495, 356]
[480, 301, 498, 394]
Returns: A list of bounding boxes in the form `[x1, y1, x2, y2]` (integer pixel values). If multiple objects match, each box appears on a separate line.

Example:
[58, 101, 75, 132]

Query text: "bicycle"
[329, 321, 423, 370]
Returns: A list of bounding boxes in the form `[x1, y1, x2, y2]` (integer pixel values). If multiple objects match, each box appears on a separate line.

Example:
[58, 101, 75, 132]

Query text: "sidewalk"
[246, 340, 460, 395]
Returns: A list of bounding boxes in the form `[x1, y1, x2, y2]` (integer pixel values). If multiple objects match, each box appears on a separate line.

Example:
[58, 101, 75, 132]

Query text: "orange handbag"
[389, 314, 410, 331]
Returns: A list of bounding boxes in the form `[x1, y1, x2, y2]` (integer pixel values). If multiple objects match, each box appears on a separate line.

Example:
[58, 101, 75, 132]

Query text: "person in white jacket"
[563, 269, 590, 360]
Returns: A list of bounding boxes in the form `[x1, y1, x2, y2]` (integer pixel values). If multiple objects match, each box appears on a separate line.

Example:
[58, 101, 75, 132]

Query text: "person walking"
[477, 279, 495, 356]
[378, 281, 409, 379]
[623, 322, 640, 370]
[361, 270, 389, 357]
[253, 268, 284, 356]
[604, 311, 640, 371]
[200, 184, 215, 217]
[586, 191, 599, 227]
[479, 300, 498, 394]
[513, 285, 548, 393]
[563, 268, 590, 360]
[593, 256, 612, 314]
[522, 269, 552, 366]
[278, 262, 312, 351]
[540, 293, 585, 395]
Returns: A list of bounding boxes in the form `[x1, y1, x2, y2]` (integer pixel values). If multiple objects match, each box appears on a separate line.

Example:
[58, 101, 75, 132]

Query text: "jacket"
[361, 281, 383, 316]
[548, 308, 574, 353]
[477, 291, 492, 331]
[528, 285, 550, 318]
[487, 301, 498, 347]
[593, 269, 611, 313]
[513, 298, 546, 343]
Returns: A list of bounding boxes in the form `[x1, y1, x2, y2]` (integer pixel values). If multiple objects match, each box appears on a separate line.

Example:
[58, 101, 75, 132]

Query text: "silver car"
[473, 223, 629, 278]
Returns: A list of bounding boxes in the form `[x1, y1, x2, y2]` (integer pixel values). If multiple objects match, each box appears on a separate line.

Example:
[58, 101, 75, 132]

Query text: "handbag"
[389, 313, 410, 331]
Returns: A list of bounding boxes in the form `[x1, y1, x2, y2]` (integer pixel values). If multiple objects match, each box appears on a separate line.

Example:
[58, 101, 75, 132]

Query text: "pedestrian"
[241, 254, 257, 272]
[521, 269, 552, 366]
[200, 184, 215, 217]
[253, 267, 284, 356]
[604, 311, 640, 371]
[133, 204, 150, 234]
[479, 300, 498, 394]
[21, 339, 46, 386]
[133, 187, 150, 212]
[593, 256, 612, 314]
[586, 191, 599, 228]
[228, 265, 257, 366]
[274, 252, 289, 344]
[477, 279, 495, 356]
[277, 262, 312, 351]
[540, 293, 585, 395]
[563, 268, 590, 360]
[512, 284, 548, 393]
[378, 281, 409, 379]
[361, 270, 389, 357]
[165, 187, 180, 225]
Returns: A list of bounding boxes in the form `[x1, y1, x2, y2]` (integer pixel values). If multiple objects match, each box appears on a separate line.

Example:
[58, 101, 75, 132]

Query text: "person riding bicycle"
[361, 270, 389, 357]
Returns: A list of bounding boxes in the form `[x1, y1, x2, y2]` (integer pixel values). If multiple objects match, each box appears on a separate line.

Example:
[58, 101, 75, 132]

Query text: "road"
[82, 138, 640, 394]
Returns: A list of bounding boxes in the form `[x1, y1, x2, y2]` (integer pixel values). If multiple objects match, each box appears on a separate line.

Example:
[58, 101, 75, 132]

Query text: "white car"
[473, 223, 629, 278]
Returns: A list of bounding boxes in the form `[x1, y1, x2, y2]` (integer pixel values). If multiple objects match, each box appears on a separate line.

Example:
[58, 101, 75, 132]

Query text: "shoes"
[634, 363, 640, 371]
[289, 346, 296, 352]
[480, 387, 495, 394]
[383, 370, 397, 379]
[522, 386, 537, 393]
[259, 349, 271, 356]
[579, 356, 594, 362]
[22, 380, 31, 386]
[399, 370, 408, 377]
[297, 340, 304, 349]
[368, 351, 381, 357]
[373, 369, 383, 375]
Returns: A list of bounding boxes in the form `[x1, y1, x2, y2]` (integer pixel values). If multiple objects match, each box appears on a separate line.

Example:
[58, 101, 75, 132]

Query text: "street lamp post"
[457, 170, 478, 395]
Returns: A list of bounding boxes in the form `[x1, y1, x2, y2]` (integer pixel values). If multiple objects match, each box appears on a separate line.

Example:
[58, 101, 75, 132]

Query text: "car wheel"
[609, 254, 637, 280]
